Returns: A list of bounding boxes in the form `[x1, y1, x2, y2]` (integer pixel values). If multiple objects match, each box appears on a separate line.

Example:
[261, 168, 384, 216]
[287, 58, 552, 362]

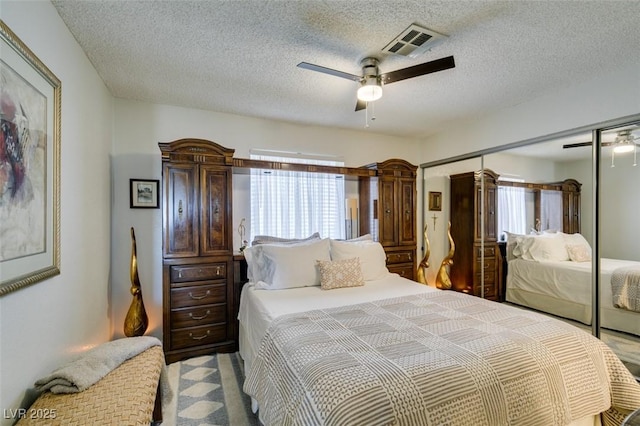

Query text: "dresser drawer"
[388, 264, 415, 280]
[475, 257, 496, 272]
[473, 282, 496, 299]
[475, 246, 496, 258]
[171, 283, 227, 307]
[386, 250, 414, 265]
[170, 263, 226, 283]
[475, 271, 496, 285]
[170, 324, 228, 350]
[171, 305, 227, 329]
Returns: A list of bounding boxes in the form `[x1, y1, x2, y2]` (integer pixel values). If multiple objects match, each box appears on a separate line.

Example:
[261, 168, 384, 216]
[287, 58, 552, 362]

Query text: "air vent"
[382, 24, 447, 58]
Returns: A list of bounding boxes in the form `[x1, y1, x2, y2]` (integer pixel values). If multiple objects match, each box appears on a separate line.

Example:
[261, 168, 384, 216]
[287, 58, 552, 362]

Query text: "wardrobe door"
[200, 165, 232, 256]
[164, 163, 198, 258]
[378, 176, 398, 246]
[398, 177, 416, 246]
[485, 184, 497, 240]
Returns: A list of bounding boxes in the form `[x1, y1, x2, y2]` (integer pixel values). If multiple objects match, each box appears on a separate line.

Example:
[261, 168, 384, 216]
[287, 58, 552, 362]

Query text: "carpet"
[163, 352, 259, 426]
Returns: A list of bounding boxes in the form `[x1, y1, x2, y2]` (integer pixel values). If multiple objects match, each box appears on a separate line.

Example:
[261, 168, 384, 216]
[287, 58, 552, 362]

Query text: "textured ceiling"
[51, 0, 640, 140]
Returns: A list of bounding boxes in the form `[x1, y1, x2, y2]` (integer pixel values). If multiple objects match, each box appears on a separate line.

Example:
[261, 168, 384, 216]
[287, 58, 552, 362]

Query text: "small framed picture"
[428, 191, 442, 211]
[130, 179, 160, 209]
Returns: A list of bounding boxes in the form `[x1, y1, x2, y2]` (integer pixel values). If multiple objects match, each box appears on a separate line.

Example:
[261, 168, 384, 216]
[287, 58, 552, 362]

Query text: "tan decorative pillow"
[316, 258, 365, 290]
[567, 244, 591, 262]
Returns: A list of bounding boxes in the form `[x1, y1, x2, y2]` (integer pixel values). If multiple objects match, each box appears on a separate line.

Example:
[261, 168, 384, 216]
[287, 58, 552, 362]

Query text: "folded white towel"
[34, 336, 161, 394]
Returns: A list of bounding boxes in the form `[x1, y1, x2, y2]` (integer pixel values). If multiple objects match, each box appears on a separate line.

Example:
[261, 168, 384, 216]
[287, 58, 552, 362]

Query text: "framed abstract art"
[0, 21, 61, 296]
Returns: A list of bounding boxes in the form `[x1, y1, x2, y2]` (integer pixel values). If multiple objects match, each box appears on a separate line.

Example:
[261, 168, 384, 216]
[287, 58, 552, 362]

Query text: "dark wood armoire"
[449, 169, 501, 301]
[359, 159, 418, 280]
[159, 139, 236, 363]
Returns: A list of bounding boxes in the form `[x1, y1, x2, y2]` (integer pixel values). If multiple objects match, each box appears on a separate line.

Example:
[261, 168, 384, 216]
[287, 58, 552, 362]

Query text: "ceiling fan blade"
[563, 141, 592, 149]
[355, 99, 366, 111]
[562, 141, 614, 149]
[380, 55, 455, 85]
[297, 62, 361, 82]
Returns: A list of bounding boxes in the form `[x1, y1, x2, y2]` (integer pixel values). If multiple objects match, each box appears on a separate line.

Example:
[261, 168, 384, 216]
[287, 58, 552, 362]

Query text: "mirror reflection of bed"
[424, 122, 640, 377]
[427, 123, 640, 376]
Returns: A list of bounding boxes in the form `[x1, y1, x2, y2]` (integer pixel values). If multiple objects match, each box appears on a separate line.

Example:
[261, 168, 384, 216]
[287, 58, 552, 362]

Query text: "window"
[250, 153, 346, 241]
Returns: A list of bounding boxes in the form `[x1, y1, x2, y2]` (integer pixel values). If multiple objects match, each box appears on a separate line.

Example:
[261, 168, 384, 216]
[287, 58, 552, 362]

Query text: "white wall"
[0, 1, 113, 421]
[419, 62, 640, 162]
[110, 99, 420, 340]
[599, 158, 640, 259]
[483, 152, 558, 183]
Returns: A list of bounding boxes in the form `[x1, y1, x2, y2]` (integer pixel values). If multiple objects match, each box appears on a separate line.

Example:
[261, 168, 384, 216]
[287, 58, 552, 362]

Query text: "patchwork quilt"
[612, 266, 640, 313]
[244, 291, 640, 426]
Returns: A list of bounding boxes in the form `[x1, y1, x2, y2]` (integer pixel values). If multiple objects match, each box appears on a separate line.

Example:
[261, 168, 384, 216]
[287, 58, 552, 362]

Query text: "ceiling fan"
[297, 55, 455, 111]
[562, 129, 640, 152]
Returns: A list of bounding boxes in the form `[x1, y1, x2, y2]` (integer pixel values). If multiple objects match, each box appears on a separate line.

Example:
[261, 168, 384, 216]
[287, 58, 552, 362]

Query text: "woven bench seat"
[18, 345, 164, 426]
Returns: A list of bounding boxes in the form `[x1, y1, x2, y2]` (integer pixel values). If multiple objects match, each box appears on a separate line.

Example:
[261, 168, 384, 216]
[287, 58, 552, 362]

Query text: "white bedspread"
[238, 274, 434, 370]
[242, 284, 640, 426]
[505, 257, 640, 336]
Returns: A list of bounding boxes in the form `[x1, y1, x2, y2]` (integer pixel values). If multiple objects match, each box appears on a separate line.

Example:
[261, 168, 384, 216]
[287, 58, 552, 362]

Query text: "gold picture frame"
[428, 191, 442, 211]
[0, 21, 61, 296]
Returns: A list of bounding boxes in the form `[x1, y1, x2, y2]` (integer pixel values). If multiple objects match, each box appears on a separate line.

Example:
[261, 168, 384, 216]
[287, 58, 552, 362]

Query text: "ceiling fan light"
[357, 78, 383, 102]
[613, 143, 635, 154]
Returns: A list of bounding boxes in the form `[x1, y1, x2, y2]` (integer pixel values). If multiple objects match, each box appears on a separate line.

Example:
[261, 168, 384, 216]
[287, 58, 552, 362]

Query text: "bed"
[238, 237, 640, 426]
[504, 231, 640, 337]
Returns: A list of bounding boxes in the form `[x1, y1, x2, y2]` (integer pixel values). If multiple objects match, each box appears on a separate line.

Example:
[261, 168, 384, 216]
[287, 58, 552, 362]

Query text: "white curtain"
[540, 190, 563, 232]
[250, 155, 346, 241]
[497, 186, 527, 237]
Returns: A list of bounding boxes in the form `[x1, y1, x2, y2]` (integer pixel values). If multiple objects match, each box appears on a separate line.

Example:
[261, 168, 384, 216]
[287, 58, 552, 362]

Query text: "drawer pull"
[216, 266, 221, 276]
[189, 330, 211, 340]
[189, 310, 210, 321]
[189, 290, 211, 300]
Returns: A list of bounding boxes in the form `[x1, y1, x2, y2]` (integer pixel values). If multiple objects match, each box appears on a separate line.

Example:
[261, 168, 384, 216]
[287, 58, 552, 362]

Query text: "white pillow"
[567, 244, 591, 262]
[251, 232, 320, 246]
[505, 232, 526, 261]
[243, 244, 265, 283]
[561, 232, 591, 249]
[251, 238, 331, 290]
[329, 240, 389, 281]
[511, 233, 565, 261]
[561, 233, 592, 260]
[525, 234, 570, 262]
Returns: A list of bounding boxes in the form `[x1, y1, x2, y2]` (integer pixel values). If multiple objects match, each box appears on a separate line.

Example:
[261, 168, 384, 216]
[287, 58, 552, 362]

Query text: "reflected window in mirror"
[497, 184, 527, 238]
[540, 190, 563, 233]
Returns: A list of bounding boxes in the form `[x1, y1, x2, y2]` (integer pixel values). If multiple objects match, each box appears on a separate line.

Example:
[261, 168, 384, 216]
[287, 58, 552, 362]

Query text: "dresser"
[359, 159, 418, 280]
[449, 169, 501, 301]
[159, 139, 236, 363]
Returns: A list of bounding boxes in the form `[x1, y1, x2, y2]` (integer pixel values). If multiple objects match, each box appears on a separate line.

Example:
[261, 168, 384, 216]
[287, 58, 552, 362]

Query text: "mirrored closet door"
[421, 116, 640, 372]
[596, 123, 640, 372]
